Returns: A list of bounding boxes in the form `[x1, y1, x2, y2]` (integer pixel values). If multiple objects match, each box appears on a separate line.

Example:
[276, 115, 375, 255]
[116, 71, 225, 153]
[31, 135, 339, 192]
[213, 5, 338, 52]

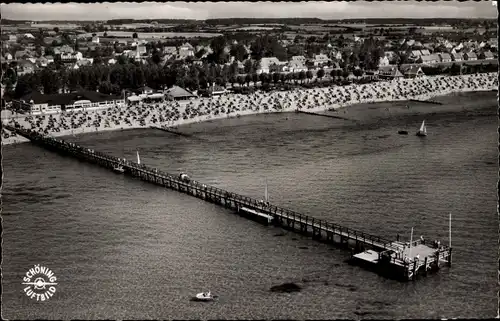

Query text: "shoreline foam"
[2, 73, 497, 146]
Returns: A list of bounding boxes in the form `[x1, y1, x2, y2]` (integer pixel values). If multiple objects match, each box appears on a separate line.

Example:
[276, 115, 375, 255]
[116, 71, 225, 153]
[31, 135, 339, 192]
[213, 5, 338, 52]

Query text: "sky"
[0, 1, 497, 21]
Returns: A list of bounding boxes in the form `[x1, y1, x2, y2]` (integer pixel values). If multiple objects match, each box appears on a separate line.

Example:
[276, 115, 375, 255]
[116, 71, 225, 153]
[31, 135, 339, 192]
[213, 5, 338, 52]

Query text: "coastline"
[2, 73, 497, 146]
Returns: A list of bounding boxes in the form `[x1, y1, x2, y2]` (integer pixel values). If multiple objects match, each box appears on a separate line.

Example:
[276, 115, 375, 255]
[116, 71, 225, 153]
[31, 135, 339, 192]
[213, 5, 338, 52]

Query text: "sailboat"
[136, 150, 141, 164]
[416, 120, 427, 137]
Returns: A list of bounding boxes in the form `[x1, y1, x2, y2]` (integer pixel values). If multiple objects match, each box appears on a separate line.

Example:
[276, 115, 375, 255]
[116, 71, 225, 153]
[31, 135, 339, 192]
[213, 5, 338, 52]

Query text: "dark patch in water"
[270, 282, 302, 293]
[291, 237, 298, 241]
[273, 232, 286, 237]
[335, 283, 358, 292]
[354, 311, 371, 316]
[298, 246, 308, 250]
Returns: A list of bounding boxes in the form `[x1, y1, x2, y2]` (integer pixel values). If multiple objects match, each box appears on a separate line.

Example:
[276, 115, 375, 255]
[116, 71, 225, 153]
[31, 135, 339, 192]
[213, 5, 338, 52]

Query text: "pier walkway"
[6, 124, 451, 281]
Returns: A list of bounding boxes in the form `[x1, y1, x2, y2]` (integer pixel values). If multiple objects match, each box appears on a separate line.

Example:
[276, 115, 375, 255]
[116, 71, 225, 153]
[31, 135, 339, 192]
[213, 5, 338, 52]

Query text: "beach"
[2, 72, 497, 145]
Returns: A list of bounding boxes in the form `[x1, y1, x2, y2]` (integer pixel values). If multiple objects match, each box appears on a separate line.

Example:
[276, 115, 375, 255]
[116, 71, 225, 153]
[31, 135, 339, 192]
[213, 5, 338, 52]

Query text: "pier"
[409, 99, 443, 105]
[6, 124, 452, 282]
[150, 125, 192, 137]
[295, 110, 357, 122]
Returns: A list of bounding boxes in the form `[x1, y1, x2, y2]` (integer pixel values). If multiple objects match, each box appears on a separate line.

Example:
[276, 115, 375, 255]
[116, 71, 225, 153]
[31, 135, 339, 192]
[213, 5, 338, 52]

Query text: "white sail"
[419, 120, 426, 133]
[137, 150, 141, 164]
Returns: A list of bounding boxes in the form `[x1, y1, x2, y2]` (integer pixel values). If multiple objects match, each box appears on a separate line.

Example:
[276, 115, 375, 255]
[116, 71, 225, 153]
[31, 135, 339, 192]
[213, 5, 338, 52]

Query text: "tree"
[317, 68, 325, 80]
[272, 72, 280, 84]
[44, 46, 55, 56]
[306, 70, 313, 83]
[230, 43, 248, 62]
[259, 72, 267, 84]
[152, 50, 162, 64]
[209, 36, 228, 64]
[251, 73, 258, 84]
[353, 68, 363, 79]
[132, 32, 138, 39]
[195, 48, 206, 59]
[237, 75, 245, 87]
[117, 55, 129, 65]
[244, 59, 253, 74]
[245, 74, 252, 86]
[298, 70, 306, 83]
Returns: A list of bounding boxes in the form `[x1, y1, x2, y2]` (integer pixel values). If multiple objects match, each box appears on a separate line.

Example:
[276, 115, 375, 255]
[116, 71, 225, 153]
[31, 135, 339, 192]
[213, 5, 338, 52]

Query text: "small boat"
[398, 130, 409, 135]
[193, 291, 215, 301]
[113, 165, 125, 173]
[136, 150, 141, 164]
[416, 120, 427, 137]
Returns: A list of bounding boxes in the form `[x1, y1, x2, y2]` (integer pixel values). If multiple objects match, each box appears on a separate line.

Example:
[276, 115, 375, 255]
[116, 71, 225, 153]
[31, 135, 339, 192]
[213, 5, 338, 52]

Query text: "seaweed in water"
[270, 282, 302, 293]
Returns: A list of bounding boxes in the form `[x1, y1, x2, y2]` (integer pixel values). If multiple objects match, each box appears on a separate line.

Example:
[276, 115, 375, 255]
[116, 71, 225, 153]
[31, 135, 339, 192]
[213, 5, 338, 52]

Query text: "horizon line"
[3, 17, 497, 22]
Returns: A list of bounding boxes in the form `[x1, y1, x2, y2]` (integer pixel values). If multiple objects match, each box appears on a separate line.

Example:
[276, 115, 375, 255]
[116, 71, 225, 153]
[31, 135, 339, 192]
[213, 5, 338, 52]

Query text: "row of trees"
[6, 59, 496, 101]
[7, 56, 353, 99]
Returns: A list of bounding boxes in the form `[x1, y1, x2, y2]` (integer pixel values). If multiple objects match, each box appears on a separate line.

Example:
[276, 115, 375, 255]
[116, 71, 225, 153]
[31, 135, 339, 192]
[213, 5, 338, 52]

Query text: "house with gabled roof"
[165, 85, 197, 101]
[378, 56, 390, 67]
[479, 51, 494, 60]
[438, 53, 452, 63]
[400, 65, 425, 78]
[313, 54, 330, 67]
[17, 59, 36, 75]
[419, 54, 439, 64]
[451, 52, 463, 62]
[378, 66, 403, 80]
[463, 52, 477, 61]
[420, 49, 431, 56]
[257, 57, 285, 74]
[178, 43, 195, 59]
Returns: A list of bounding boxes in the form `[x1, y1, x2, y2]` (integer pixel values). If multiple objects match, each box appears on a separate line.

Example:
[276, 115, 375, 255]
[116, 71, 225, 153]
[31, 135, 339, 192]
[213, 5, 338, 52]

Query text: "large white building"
[19, 91, 125, 114]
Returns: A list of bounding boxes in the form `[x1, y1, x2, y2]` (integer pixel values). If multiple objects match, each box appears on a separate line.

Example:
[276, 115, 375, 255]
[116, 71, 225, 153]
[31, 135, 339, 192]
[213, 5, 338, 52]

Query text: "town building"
[165, 85, 197, 101]
[419, 54, 439, 64]
[257, 57, 285, 74]
[378, 66, 404, 80]
[438, 53, 452, 63]
[378, 56, 390, 67]
[400, 65, 425, 78]
[19, 90, 124, 114]
[451, 53, 464, 62]
[463, 52, 478, 61]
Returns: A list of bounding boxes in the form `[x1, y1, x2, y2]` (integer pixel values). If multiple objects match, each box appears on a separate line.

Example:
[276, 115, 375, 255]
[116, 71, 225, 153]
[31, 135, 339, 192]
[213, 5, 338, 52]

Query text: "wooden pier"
[150, 125, 192, 137]
[409, 99, 443, 105]
[295, 109, 357, 122]
[6, 124, 452, 282]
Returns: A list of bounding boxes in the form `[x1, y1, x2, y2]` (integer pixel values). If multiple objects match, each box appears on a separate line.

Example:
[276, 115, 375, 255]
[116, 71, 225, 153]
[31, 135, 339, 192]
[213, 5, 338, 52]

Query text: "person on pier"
[420, 235, 425, 244]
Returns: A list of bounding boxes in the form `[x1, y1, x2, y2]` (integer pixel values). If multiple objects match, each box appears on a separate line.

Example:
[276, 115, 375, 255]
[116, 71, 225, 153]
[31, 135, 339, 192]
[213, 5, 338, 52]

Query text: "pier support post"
[448, 248, 452, 267]
[424, 257, 428, 275]
[412, 261, 417, 280]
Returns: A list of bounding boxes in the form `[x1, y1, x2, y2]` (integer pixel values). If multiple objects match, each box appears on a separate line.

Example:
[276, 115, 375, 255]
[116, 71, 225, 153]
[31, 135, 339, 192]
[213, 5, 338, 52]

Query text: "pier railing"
[7, 125, 408, 252]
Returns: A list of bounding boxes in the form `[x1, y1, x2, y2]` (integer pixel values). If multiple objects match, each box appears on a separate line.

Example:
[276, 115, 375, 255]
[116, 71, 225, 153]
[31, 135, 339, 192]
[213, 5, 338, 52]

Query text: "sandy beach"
[2, 73, 497, 145]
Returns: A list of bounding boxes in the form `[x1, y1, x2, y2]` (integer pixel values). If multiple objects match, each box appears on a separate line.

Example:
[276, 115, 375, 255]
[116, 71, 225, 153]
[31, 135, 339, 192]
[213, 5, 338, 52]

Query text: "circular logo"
[22, 265, 57, 301]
